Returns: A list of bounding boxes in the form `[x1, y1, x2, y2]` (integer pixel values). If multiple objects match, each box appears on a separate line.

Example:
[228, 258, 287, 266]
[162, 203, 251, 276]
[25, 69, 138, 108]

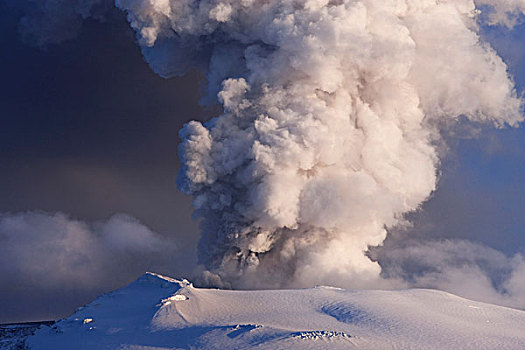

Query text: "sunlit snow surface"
[29, 273, 525, 349]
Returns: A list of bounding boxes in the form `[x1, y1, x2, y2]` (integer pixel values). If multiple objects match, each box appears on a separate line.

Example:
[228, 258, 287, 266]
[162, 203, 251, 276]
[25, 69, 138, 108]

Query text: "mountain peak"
[135, 272, 192, 289]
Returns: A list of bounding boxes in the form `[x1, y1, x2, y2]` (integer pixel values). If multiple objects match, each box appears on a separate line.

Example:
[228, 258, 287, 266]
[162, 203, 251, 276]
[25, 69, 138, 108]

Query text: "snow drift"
[116, 0, 525, 289]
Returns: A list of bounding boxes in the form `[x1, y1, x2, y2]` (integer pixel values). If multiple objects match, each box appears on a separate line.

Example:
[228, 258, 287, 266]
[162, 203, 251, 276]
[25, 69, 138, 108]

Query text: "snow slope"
[28, 273, 525, 349]
[1, 322, 53, 350]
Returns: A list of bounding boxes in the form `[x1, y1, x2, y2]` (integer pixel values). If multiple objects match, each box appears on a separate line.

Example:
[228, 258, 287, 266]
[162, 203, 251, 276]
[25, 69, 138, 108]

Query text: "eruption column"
[118, 0, 524, 288]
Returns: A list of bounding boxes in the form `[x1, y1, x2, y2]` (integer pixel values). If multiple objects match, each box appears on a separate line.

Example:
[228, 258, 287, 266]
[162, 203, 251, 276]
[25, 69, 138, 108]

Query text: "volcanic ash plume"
[117, 0, 524, 288]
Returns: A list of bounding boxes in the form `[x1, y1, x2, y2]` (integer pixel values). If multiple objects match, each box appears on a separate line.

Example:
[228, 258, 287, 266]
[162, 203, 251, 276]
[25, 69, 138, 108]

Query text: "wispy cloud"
[0, 211, 176, 322]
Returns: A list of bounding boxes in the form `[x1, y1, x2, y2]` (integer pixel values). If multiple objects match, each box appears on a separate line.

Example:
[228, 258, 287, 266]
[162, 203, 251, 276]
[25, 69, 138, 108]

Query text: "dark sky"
[0, 4, 205, 244]
[0, 2, 210, 322]
[1, 1, 525, 323]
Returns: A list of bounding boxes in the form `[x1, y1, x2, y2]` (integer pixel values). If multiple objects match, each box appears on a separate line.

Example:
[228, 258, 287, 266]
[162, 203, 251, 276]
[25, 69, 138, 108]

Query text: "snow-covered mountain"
[27, 272, 525, 349]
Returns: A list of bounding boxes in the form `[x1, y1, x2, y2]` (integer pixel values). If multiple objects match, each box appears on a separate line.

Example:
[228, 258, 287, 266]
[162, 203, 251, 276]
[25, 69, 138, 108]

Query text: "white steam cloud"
[116, 0, 525, 289]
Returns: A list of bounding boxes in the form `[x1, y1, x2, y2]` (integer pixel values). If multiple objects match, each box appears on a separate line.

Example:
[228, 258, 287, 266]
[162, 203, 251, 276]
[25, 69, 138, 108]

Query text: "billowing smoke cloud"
[0, 211, 176, 322]
[116, 0, 524, 289]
